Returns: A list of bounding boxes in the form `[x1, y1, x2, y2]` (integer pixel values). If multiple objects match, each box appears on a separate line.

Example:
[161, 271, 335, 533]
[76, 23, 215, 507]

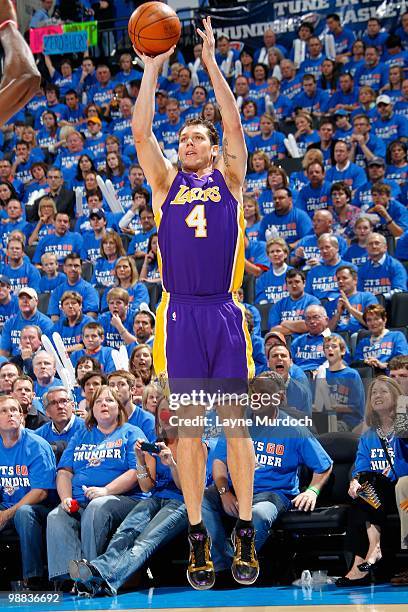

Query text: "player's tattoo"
[223, 138, 237, 167]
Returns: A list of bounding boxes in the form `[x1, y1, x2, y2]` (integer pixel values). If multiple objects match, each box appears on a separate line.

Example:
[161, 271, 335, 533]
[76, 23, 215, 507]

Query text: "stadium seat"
[390, 292, 408, 327]
[255, 303, 273, 336]
[278, 157, 303, 177]
[242, 273, 255, 304]
[37, 292, 50, 314]
[120, 234, 131, 252]
[144, 282, 161, 312]
[25, 245, 36, 261]
[386, 235, 396, 256]
[81, 261, 93, 282]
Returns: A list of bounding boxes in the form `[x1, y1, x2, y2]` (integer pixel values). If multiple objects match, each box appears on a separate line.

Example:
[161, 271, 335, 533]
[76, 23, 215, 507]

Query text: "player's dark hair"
[326, 13, 340, 22]
[335, 264, 358, 280]
[64, 252, 81, 264]
[180, 118, 220, 146]
[79, 370, 108, 390]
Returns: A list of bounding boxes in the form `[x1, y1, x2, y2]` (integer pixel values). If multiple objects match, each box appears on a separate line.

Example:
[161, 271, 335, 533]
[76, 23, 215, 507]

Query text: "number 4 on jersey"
[185, 204, 207, 238]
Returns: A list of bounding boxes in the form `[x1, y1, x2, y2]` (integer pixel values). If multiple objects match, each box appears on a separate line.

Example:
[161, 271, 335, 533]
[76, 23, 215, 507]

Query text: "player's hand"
[295, 246, 305, 259]
[197, 17, 216, 67]
[20, 346, 33, 361]
[221, 491, 239, 517]
[306, 256, 320, 267]
[133, 45, 176, 68]
[292, 489, 318, 512]
[364, 357, 387, 369]
[158, 443, 176, 467]
[0, 0, 17, 25]
[367, 204, 389, 220]
[400, 498, 408, 512]
[110, 313, 124, 331]
[348, 478, 362, 499]
[338, 290, 351, 311]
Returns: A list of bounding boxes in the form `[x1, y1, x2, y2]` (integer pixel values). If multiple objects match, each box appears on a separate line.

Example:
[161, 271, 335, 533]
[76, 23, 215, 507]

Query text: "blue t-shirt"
[326, 163, 366, 192]
[296, 182, 332, 218]
[99, 310, 135, 350]
[268, 293, 320, 329]
[258, 208, 313, 243]
[33, 232, 84, 265]
[0, 311, 54, 356]
[354, 62, 389, 91]
[0, 294, 18, 332]
[35, 415, 85, 445]
[295, 234, 348, 265]
[58, 423, 147, 504]
[357, 255, 408, 295]
[71, 346, 116, 374]
[128, 405, 156, 443]
[0, 428, 56, 508]
[344, 243, 369, 267]
[212, 416, 332, 497]
[354, 330, 408, 364]
[372, 114, 408, 148]
[47, 279, 99, 317]
[353, 428, 407, 481]
[91, 258, 117, 288]
[153, 455, 183, 500]
[305, 259, 353, 300]
[325, 291, 378, 333]
[321, 367, 365, 428]
[0, 261, 41, 295]
[245, 240, 269, 271]
[255, 266, 292, 304]
[395, 230, 408, 260]
[246, 132, 286, 161]
[38, 270, 67, 294]
[52, 315, 93, 351]
[292, 88, 330, 115]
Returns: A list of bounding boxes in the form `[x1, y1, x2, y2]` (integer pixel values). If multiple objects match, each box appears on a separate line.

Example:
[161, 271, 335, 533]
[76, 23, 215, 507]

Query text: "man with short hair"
[32, 351, 60, 402]
[367, 182, 408, 237]
[31, 167, 74, 223]
[305, 234, 351, 300]
[291, 305, 334, 373]
[350, 114, 385, 168]
[389, 355, 408, 395]
[326, 140, 366, 192]
[107, 371, 155, 441]
[354, 157, 402, 208]
[128, 310, 155, 349]
[355, 45, 389, 91]
[292, 209, 347, 268]
[258, 187, 312, 249]
[358, 232, 407, 297]
[326, 265, 378, 333]
[33, 212, 83, 266]
[328, 73, 359, 114]
[292, 73, 329, 118]
[47, 253, 99, 321]
[52, 291, 92, 353]
[36, 387, 84, 457]
[0, 274, 18, 331]
[0, 395, 55, 589]
[268, 344, 312, 415]
[0, 236, 41, 294]
[373, 94, 408, 147]
[12, 375, 48, 429]
[0, 362, 21, 394]
[10, 325, 43, 377]
[268, 269, 320, 335]
[0, 288, 53, 358]
[296, 162, 332, 218]
[326, 13, 355, 62]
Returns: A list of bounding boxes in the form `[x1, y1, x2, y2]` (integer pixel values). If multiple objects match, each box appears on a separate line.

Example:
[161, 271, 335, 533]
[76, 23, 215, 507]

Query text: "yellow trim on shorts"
[232, 293, 255, 381]
[153, 291, 170, 381]
[229, 204, 246, 293]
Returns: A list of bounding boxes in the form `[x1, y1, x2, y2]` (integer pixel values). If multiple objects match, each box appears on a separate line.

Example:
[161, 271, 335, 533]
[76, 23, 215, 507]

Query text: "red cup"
[69, 499, 80, 513]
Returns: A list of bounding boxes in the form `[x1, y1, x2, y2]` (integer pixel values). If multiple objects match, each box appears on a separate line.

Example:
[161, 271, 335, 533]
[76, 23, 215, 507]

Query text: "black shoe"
[186, 531, 215, 590]
[24, 577, 50, 591]
[335, 574, 372, 587]
[357, 559, 382, 572]
[69, 560, 112, 598]
[54, 579, 74, 593]
[231, 527, 259, 586]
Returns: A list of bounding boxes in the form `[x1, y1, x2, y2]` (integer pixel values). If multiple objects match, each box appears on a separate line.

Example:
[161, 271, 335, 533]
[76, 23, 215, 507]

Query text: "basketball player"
[0, 0, 41, 127]
[131, 18, 258, 589]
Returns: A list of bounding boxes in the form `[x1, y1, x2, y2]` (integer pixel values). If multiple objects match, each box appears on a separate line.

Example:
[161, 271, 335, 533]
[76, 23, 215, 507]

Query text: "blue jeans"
[46, 496, 138, 580]
[202, 485, 291, 571]
[0, 503, 51, 579]
[92, 496, 187, 595]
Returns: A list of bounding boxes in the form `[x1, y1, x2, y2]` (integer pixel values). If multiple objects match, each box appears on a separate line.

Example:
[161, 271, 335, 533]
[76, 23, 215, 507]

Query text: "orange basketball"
[128, 1, 181, 56]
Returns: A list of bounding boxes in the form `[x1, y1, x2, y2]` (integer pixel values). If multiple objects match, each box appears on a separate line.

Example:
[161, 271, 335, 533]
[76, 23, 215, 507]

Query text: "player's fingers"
[196, 28, 206, 42]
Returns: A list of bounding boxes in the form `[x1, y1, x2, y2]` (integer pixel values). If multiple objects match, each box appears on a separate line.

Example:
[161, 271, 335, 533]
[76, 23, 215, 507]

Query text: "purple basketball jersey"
[156, 169, 245, 295]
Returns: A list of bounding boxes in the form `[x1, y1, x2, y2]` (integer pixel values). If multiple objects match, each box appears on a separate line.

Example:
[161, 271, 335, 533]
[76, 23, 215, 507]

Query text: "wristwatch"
[218, 486, 229, 496]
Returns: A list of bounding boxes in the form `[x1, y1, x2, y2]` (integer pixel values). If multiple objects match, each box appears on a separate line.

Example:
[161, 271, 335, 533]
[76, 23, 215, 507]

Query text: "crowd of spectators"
[1, 6, 408, 595]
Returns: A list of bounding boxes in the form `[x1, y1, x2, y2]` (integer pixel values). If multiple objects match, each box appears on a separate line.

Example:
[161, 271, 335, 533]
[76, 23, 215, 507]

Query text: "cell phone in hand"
[140, 442, 161, 454]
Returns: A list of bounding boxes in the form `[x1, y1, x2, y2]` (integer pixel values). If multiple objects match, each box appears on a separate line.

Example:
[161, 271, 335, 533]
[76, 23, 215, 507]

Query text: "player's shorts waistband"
[163, 292, 236, 305]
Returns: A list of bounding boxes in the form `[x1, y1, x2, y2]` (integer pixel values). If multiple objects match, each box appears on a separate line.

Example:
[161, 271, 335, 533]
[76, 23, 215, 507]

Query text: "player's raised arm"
[132, 48, 176, 194]
[197, 18, 247, 188]
[0, 0, 41, 127]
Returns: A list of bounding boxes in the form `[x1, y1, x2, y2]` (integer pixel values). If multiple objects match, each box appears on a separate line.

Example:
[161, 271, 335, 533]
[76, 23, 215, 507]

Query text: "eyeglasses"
[47, 398, 70, 408]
